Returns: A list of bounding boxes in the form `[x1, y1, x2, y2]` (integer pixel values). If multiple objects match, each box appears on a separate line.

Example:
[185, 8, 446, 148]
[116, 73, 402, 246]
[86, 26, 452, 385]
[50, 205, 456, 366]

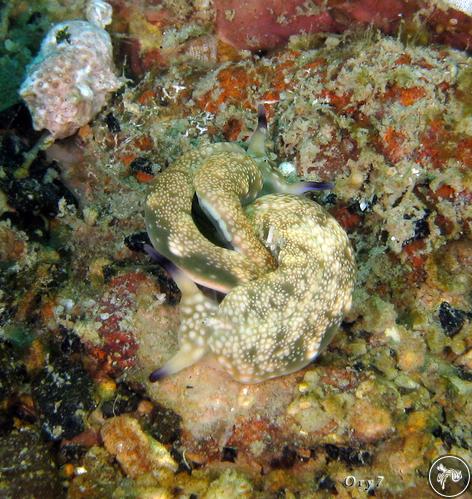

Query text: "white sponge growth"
[19, 2, 123, 139]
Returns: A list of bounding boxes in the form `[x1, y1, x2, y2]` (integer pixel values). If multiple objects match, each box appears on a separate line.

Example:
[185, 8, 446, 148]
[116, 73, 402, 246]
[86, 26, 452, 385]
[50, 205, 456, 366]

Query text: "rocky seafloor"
[0, 1, 471, 498]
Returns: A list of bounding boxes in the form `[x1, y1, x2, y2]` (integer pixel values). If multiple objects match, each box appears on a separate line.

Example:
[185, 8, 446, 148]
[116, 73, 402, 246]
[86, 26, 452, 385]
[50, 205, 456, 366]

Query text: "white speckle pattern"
[208, 194, 356, 382]
[145, 143, 275, 293]
[146, 129, 355, 383]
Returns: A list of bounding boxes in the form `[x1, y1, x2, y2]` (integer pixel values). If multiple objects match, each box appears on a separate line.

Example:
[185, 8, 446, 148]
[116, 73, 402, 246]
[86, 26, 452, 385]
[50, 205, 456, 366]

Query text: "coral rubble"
[19, 4, 123, 138]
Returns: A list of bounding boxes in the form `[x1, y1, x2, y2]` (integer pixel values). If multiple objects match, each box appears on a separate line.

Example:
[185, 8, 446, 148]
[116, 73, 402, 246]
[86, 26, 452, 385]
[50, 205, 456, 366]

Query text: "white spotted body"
[147, 108, 355, 384]
[145, 143, 275, 293]
[151, 194, 355, 383]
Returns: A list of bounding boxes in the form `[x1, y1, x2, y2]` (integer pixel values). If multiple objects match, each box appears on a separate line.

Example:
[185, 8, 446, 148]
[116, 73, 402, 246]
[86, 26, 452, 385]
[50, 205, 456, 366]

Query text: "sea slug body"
[146, 108, 355, 383]
[145, 107, 331, 293]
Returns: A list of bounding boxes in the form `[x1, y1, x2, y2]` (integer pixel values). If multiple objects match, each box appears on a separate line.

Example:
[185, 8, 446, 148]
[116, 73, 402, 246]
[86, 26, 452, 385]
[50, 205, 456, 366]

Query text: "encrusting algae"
[145, 108, 356, 383]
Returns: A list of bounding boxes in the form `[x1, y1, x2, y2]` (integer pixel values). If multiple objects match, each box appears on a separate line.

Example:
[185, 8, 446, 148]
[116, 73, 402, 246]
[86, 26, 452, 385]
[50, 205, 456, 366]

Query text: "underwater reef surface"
[0, 1, 472, 498]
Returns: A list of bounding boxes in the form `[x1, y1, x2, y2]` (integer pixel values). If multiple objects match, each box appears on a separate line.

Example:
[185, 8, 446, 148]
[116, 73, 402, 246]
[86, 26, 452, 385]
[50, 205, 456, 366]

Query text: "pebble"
[101, 415, 177, 478]
[31, 360, 95, 441]
[97, 378, 117, 401]
[101, 382, 141, 418]
[438, 301, 466, 336]
[348, 399, 393, 443]
[455, 349, 472, 371]
[204, 469, 253, 499]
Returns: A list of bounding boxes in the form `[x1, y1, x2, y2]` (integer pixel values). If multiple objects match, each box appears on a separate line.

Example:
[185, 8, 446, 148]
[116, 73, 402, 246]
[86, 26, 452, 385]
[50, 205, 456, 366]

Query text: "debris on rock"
[32, 360, 96, 441]
[101, 415, 178, 479]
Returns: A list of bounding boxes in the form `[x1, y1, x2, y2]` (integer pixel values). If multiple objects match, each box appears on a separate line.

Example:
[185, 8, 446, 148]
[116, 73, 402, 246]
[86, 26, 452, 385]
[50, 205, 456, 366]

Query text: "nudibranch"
[146, 106, 355, 383]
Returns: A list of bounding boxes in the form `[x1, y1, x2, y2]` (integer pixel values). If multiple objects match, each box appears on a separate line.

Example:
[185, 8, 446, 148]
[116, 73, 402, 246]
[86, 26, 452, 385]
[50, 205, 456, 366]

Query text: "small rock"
[142, 402, 182, 444]
[68, 446, 123, 499]
[32, 360, 95, 441]
[0, 427, 62, 497]
[287, 397, 333, 434]
[204, 469, 253, 499]
[455, 349, 472, 372]
[438, 302, 466, 336]
[130, 156, 153, 175]
[349, 399, 393, 443]
[58, 326, 83, 355]
[101, 415, 177, 479]
[397, 337, 426, 372]
[5, 175, 76, 220]
[137, 399, 155, 415]
[222, 446, 238, 462]
[97, 378, 117, 402]
[105, 112, 121, 133]
[324, 444, 372, 466]
[318, 475, 337, 493]
[101, 382, 141, 418]
[124, 231, 152, 253]
[394, 373, 420, 390]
